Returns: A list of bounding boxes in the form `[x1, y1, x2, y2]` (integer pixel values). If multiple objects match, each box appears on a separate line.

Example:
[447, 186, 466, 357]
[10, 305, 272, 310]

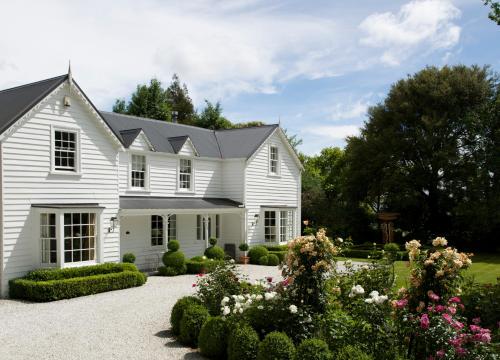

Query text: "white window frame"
[178, 158, 194, 192]
[151, 215, 164, 247]
[168, 214, 177, 242]
[264, 210, 277, 242]
[63, 212, 98, 264]
[40, 213, 57, 265]
[264, 209, 295, 243]
[50, 126, 81, 174]
[129, 153, 149, 190]
[196, 214, 217, 241]
[215, 214, 220, 240]
[269, 145, 280, 176]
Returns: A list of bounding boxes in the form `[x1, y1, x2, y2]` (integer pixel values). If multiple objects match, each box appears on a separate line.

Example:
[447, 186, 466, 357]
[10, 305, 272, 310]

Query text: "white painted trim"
[128, 152, 150, 191]
[50, 124, 82, 174]
[268, 143, 281, 177]
[176, 157, 195, 193]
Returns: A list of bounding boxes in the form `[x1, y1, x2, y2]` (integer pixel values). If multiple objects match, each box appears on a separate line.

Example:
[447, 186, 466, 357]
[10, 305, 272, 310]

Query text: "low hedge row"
[341, 249, 408, 261]
[263, 244, 288, 252]
[10, 270, 146, 302]
[24, 262, 139, 281]
[186, 259, 224, 274]
[268, 251, 286, 262]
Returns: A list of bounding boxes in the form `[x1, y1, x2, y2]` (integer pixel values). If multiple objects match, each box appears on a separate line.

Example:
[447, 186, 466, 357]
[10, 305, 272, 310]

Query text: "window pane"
[54, 130, 77, 171]
[264, 211, 277, 242]
[63, 212, 96, 263]
[168, 215, 177, 241]
[179, 159, 192, 190]
[131, 155, 146, 188]
[151, 215, 163, 247]
[40, 213, 57, 264]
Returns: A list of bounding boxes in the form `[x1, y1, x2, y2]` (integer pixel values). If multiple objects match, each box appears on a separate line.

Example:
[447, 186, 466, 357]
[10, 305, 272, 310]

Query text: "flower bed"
[9, 263, 146, 302]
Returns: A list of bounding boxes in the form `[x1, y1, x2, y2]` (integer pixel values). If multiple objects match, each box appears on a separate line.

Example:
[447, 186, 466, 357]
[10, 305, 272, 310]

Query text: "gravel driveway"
[0, 265, 282, 360]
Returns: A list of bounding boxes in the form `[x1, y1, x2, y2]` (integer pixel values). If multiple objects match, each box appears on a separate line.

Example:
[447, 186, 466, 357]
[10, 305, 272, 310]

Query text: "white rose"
[221, 297, 229, 305]
[365, 298, 374, 304]
[223, 306, 230, 316]
[257, 305, 264, 310]
[369, 290, 379, 298]
[289, 305, 298, 314]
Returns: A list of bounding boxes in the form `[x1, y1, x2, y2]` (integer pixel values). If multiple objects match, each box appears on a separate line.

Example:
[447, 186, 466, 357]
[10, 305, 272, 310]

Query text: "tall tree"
[282, 128, 303, 152]
[195, 100, 233, 129]
[166, 74, 196, 125]
[113, 78, 171, 121]
[344, 65, 500, 247]
[484, 0, 500, 25]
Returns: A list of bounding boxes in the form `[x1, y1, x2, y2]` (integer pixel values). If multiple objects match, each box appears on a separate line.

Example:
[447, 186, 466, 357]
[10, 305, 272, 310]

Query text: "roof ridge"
[0, 74, 67, 94]
[119, 128, 142, 133]
[214, 124, 278, 132]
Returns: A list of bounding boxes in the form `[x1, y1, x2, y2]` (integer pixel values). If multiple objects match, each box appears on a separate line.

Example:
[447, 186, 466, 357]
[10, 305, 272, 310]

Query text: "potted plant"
[238, 243, 250, 264]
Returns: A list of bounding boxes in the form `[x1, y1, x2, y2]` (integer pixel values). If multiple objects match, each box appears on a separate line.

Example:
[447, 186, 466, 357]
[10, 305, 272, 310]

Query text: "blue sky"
[0, 0, 498, 154]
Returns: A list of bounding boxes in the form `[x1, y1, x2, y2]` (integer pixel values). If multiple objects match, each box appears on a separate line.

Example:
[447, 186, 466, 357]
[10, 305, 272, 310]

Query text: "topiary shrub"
[239, 243, 249, 252]
[209, 237, 218, 246]
[170, 296, 203, 335]
[122, 252, 136, 263]
[227, 322, 260, 360]
[267, 254, 279, 266]
[257, 331, 295, 360]
[179, 304, 210, 347]
[269, 251, 286, 262]
[168, 239, 180, 252]
[198, 316, 227, 359]
[383, 243, 400, 252]
[248, 246, 269, 264]
[296, 339, 332, 360]
[204, 245, 225, 260]
[162, 250, 186, 275]
[158, 266, 181, 277]
[335, 345, 373, 360]
[258, 256, 269, 266]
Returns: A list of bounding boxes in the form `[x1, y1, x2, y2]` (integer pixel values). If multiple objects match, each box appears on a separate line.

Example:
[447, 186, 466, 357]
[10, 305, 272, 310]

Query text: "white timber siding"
[245, 131, 301, 245]
[0, 83, 120, 296]
[129, 133, 152, 152]
[177, 140, 197, 157]
[221, 159, 245, 202]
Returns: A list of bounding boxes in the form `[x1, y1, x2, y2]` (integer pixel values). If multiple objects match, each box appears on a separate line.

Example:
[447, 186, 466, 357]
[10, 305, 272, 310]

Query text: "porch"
[118, 196, 246, 270]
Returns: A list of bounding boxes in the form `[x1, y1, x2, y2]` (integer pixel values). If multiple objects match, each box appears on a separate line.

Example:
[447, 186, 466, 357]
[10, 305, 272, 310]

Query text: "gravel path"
[0, 265, 282, 360]
[0, 263, 359, 360]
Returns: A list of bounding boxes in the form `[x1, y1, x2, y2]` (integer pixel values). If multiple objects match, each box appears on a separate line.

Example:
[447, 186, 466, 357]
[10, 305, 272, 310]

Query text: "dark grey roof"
[168, 135, 190, 154]
[31, 203, 104, 209]
[119, 128, 143, 148]
[120, 196, 243, 210]
[0, 75, 67, 135]
[101, 111, 278, 159]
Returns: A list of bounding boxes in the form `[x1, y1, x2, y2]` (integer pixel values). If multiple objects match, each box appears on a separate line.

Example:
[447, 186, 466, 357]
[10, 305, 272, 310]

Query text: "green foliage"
[258, 256, 269, 265]
[196, 261, 242, 315]
[158, 266, 183, 276]
[179, 304, 209, 347]
[341, 249, 408, 261]
[227, 322, 260, 360]
[383, 243, 399, 252]
[264, 244, 288, 252]
[257, 331, 295, 360]
[23, 263, 139, 281]
[195, 100, 233, 129]
[267, 254, 280, 266]
[162, 250, 186, 275]
[165, 74, 196, 125]
[319, 309, 356, 352]
[239, 243, 250, 252]
[484, 0, 500, 25]
[248, 246, 269, 264]
[122, 252, 136, 263]
[269, 251, 286, 262]
[9, 268, 146, 302]
[186, 259, 223, 274]
[461, 279, 500, 331]
[296, 339, 332, 360]
[198, 316, 227, 359]
[209, 237, 218, 246]
[168, 239, 180, 252]
[204, 245, 225, 260]
[170, 296, 203, 335]
[335, 345, 373, 360]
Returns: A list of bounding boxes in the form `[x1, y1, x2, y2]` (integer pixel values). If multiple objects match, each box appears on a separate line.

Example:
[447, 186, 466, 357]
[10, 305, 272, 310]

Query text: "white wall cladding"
[245, 131, 301, 244]
[1, 83, 120, 295]
[222, 160, 245, 202]
[129, 133, 151, 152]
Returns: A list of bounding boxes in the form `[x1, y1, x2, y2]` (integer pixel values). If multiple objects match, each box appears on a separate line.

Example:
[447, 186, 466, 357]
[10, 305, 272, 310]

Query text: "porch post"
[203, 214, 209, 249]
[162, 214, 169, 251]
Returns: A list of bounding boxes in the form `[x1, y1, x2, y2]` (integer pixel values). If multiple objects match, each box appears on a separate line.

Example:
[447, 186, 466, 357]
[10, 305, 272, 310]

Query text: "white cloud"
[306, 125, 360, 140]
[359, 0, 461, 66]
[331, 100, 370, 121]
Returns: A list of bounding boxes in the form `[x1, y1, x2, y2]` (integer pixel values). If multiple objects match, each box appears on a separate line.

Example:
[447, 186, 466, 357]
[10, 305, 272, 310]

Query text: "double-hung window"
[179, 159, 192, 191]
[265, 209, 295, 243]
[269, 146, 279, 174]
[264, 211, 277, 242]
[54, 130, 77, 172]
[63, 213, 96, 263]
[151, 215, 164, 247]
[168, 215, 177, 241]
[40, 213, 57, 264]
[280, 210, 294, 242]
[131, 155, 147, 189]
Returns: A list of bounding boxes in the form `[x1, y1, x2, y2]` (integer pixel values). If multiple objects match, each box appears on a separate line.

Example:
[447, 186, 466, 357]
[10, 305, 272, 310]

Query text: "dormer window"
[269, 145, 279, 174]
[179, 158, 193, 191]
[131, 154, 147, 189]
[54, 129, 78, 172]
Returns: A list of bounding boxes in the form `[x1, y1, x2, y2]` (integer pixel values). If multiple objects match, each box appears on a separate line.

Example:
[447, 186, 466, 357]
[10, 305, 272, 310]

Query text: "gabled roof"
[0, 75, 67, 135]
[119, 128, 142, 148]
[101, 111, 279, 159]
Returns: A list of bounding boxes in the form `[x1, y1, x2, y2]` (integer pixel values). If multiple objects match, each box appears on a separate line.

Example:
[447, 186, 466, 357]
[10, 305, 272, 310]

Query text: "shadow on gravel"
[154, 329, 172, 339]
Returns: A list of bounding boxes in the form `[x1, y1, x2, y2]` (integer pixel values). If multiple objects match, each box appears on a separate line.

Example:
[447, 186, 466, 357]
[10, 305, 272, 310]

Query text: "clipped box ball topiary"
[204, 245, 225, 260]
[267, 253, 280, 266]
[158, 266, 182, 277]
[258, 256, 269, 266]
[227, 323, 260, 360]
[248, 246, 269, 264]
[168, 239, 180, 252]
[209, 237, 218, 246]
[122, 252, 136, 263]
[171, 296, 203, 335]
[198, 316, 227, 359]
[257, 332, 295, 360]
[296, 339, 332, 360]
[179, 304, 210, 347]
[162, 250, 186, 275]
[335, 345, 373, 360]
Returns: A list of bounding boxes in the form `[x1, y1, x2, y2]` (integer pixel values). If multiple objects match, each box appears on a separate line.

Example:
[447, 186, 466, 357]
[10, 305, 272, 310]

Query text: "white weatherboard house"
[0, 72, 302, 296]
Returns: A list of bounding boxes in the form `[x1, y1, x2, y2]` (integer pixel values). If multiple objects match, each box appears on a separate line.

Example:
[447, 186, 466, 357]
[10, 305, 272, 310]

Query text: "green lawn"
[338, 254, 500, 289]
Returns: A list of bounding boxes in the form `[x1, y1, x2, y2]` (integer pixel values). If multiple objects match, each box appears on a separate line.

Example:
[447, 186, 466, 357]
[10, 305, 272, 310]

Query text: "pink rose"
[435, 305, 446, 313]
[427, 291, 440, 302]
[396, 299, 408, 309]
[472, 317, 481, 325]
[447, 306, 457, 315]
[436, 350, 445, 358]
[470, 324, 481, 333]
[442, 313, 452, 324]
[420, 314, 430, 329]
[448, 296, 461, 304]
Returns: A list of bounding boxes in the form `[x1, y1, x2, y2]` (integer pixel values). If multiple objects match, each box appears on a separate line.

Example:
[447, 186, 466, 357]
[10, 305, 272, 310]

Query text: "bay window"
[63, 213, 96, 263]
[40, 213, 57, 264]
[264, 209, 295, 243]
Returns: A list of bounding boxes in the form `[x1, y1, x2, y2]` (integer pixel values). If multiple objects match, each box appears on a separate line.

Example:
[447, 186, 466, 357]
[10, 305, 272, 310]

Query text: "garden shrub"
[122, 252, 136, 263]
[198, 316, 227, 359]
[9, 269, 146, 302]
[227, 322, 260, 360]
[319, 309, 356, 352]
[258, 256, 269, 265]
[23, 262, 138, 281]
[335, 345, 373, 360]
[158, 266, 181, 277]
[267, 254, 279, 266]
[256, 331, 295, 360]
[170, 296, 203, 335]
[239, 243, 249, 252]
[461, 279, 500, 331]
[248, 246, 269, 264]
[168, 239, 180, 251]
[264, 244, 288, 252]
[162, 247, 186, 275]
[268, 251, 286, 262]
[383, 243, 399, 252]
[204, 245, 225, 260]
[296, 338, 332, 360]
[179, 304, 209, 347]
[209, 237, 218, 246]
[186, 259, 223, 274]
